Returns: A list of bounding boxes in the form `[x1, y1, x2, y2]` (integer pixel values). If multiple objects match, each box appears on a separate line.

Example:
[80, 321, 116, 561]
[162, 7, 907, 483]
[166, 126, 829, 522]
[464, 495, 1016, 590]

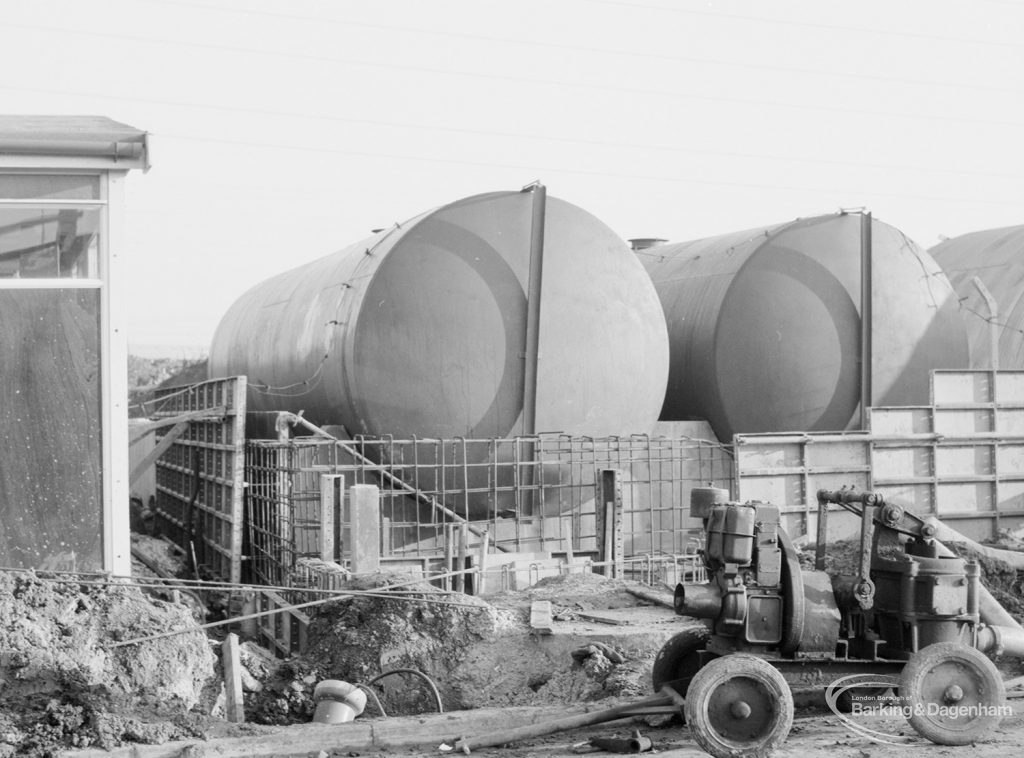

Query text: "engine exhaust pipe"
[674, 582, 722, 620]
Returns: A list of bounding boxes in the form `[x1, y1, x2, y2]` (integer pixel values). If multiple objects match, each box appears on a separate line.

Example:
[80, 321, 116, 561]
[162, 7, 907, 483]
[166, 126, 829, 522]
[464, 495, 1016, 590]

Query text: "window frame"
[0, 169, 130, 575]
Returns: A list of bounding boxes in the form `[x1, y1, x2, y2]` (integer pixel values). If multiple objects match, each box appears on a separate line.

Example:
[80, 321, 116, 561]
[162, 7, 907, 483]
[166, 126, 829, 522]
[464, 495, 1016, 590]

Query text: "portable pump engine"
[656, 487, 1024, 757]
[676, 487, 841, 658]
[675, 487, 1024, 661]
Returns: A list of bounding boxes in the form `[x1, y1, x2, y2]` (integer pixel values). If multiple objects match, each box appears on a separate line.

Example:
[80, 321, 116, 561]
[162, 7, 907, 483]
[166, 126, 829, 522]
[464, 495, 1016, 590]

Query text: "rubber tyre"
[651, 625, 711, 697]
[684, 654, 794, 758]
[900, 642, 1006, 745]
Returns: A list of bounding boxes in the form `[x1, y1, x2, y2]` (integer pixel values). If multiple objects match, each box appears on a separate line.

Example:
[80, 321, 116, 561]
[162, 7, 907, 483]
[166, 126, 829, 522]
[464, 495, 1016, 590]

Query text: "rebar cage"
[245, 433, 732, 587]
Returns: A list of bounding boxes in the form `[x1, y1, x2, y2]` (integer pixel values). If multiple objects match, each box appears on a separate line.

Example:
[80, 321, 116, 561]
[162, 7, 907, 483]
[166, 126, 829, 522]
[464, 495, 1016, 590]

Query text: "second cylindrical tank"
[640, 213, 969, 442]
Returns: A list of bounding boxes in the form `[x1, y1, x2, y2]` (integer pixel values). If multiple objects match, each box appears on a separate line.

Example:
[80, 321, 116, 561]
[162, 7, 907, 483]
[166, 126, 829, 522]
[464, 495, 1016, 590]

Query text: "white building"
[0, 115, 149, 575]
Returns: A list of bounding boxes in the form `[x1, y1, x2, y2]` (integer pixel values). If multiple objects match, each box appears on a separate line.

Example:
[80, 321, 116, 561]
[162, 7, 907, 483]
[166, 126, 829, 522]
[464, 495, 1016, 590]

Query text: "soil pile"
[247, 573, 505, 723]
[246, 573, 653, 724]
[0, 572, 218, 755]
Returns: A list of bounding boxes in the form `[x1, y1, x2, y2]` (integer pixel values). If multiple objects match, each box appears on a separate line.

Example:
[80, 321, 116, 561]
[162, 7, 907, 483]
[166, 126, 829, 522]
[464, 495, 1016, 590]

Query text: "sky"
[2, 0, 1021, 356]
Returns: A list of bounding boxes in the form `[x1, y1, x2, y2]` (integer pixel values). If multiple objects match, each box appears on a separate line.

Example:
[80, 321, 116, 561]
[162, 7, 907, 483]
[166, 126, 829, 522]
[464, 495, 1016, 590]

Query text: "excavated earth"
[0, 571, 226, 756]
[246, 572, 691, 724]
[5, 541, 1024, 757]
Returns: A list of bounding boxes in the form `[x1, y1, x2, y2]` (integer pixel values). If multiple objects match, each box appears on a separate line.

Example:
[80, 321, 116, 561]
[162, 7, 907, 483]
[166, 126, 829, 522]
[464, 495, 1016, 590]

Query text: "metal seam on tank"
[335, 225, 406, 433]
[347, 214, 529, 439]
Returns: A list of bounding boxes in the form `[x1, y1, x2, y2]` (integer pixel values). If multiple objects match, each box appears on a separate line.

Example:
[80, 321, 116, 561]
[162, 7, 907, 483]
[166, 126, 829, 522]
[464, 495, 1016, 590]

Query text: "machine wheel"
[651, 625, 711, 698]
[684, 654, 794, 758]
[777, 527, 805, 655]
[900, 642, 1006, 745]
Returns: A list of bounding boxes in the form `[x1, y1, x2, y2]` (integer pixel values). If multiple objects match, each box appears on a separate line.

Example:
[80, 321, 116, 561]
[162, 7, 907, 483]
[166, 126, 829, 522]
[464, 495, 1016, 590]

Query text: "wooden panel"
[934, 408, 994, 434]
[0, 289, 103, 571]
[996, 372, 1024, 404]
[737, 370, 1024, 543]
[869, 407, 932, 435]
[152, 376, 247, 583]
[735, 434, 871, 510]
[933, 370, 993, 404]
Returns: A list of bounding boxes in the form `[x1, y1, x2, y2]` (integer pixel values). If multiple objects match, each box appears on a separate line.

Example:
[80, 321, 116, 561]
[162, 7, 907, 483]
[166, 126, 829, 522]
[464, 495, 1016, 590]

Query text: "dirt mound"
[0, 572, 218, 755]
[942, 542, 1024, 624]
[489, 572, 639, 615]
[245, 573, 653, 724]
[247, 574, 505, 723]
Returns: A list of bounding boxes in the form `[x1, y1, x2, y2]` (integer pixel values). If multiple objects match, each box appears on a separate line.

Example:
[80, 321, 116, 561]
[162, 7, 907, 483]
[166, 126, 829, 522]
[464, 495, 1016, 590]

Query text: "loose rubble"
[0, 572, 218, 756]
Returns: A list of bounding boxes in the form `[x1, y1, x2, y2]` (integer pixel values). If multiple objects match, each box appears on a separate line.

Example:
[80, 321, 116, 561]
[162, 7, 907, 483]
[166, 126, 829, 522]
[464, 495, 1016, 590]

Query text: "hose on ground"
[355, 683, 388, 717]
[356, 668, 444, 715]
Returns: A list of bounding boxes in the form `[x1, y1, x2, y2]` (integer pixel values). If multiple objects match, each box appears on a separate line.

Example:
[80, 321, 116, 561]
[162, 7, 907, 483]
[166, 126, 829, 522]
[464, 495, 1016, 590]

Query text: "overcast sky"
[2, 0, 1021, 355]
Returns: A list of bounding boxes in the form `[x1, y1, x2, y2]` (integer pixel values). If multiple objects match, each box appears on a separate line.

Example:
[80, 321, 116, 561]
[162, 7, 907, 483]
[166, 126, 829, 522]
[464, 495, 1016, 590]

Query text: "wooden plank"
[129, 421, 188, 487]
[530, 600, 554, 635]
[477, 529, 490, 595]
[128, 406, 226, 443]
[58, 704, 608, 758]
[350, 484, 381, 574]
[319, 474, 341, 561]
[577, 611, 630, 626]
[455, 523, 468, 593]
[222, 633, 245, 723]
[625, 586, 674, 609]
[443, 523, 454, 592]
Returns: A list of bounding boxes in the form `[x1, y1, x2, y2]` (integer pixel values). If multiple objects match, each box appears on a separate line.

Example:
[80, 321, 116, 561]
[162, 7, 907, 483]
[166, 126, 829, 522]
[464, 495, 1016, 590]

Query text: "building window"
[0, 173, 105, 571]
[0, 207, 101, 279]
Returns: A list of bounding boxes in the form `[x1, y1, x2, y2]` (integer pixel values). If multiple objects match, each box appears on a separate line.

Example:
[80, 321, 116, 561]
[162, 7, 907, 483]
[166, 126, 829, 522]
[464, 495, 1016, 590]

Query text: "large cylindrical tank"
[640, 213, 969, 442]
[929, 224, 1024, 370]
[209, 190, 669, 442]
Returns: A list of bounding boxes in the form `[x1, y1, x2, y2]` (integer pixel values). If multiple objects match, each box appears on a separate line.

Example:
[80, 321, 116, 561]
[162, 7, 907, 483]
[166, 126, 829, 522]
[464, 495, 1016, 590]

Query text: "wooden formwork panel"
[152, 376, 247, 583]
[734, 433, 872, 542]
[737, 371, 1024, 543]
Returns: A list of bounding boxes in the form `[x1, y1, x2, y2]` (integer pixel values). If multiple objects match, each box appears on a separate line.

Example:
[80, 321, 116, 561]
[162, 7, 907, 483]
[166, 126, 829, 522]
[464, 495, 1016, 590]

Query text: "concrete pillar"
[350, 484, 381, 574]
